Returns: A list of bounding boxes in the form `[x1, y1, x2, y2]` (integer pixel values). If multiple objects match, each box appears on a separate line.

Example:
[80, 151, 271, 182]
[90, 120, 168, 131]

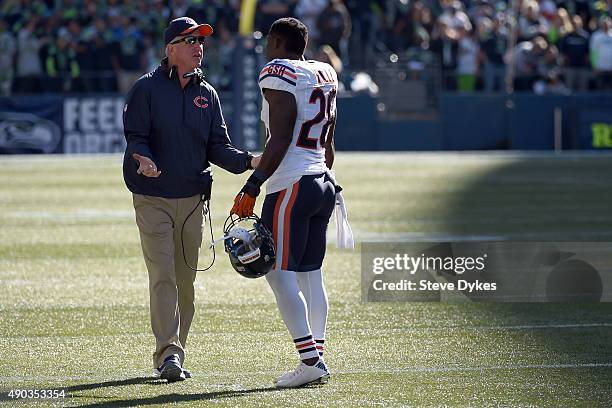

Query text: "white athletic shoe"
[274, 369, 292, 385]
[274, 363, 325, 384]
[275, 360, 330, 388]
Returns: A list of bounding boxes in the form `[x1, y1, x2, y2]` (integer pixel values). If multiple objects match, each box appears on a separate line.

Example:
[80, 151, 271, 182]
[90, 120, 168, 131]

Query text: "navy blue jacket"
[122, 59, 250, 198]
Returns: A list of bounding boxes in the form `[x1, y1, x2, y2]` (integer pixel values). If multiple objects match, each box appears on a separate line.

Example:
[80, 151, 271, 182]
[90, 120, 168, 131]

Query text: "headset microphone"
[183, 68, 203, 79]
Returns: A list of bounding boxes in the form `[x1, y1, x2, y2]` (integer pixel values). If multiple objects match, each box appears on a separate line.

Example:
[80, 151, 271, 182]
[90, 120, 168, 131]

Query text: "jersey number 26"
[296, 88, 337, 149]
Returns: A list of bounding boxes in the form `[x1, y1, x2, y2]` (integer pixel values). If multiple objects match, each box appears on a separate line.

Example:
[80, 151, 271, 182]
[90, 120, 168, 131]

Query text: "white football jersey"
[259, 58, 338, 194]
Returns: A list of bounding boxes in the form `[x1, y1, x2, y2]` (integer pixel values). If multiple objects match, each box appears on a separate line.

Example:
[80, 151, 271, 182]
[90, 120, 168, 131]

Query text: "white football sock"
[293, 334, 319, 360]
[296, 268, 329, 351]
[265, 268, 319, 360]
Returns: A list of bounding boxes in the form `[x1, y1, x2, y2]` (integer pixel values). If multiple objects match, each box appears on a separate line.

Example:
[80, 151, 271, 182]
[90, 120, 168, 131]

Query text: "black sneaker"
[153, 361, 192, 379]
[159, 354, 186, 382]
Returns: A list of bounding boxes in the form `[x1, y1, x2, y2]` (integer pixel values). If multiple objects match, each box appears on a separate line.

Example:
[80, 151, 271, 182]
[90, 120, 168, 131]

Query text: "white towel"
[327, 170, 354, 250]
[334, 190, 354, 249]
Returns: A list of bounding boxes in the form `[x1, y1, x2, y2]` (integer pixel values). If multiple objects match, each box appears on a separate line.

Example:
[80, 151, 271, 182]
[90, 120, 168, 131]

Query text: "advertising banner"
[0, 96, 63, 154]
[579, 109, 612, 150]
[0, 95, 244, 154]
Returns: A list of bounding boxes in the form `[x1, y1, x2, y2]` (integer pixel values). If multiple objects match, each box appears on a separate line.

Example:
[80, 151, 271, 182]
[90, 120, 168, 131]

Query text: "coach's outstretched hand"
[133, 153, 161, 178]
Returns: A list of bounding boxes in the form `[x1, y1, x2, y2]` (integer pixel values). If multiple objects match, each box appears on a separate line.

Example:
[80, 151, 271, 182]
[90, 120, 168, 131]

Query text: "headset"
[180, 169, 215, 272]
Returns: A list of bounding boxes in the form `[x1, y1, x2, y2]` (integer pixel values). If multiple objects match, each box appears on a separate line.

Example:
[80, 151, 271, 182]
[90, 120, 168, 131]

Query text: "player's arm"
[324, 118, 336, 170]
[255, 89, 297, 177]
[123, 81, 160, 177]
[230, 89, 297, 217]
[324, 84, 338, 169]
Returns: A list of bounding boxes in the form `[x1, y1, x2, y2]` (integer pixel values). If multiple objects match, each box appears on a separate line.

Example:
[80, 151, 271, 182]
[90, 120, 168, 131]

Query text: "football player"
[231, 17, 339, 387]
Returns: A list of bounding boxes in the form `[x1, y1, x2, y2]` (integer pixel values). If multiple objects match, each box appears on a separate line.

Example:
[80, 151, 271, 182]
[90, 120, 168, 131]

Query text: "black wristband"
[242, 182, 260, 197]
[247, 169, 267, 188]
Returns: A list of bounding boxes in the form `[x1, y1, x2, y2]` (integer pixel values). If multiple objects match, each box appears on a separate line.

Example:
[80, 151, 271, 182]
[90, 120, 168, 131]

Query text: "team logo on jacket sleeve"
[193, 96, 209, 109]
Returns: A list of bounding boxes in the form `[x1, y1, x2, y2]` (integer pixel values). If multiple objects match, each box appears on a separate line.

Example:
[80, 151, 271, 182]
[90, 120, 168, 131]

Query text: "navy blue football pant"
[262, 172, 335, 272]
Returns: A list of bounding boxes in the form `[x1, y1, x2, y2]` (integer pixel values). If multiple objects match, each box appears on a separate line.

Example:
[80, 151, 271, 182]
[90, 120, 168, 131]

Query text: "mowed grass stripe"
[2, 327, 611, 373]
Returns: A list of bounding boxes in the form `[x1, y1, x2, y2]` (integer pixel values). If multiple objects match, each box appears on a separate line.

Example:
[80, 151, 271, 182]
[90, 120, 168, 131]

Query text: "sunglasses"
[171, 36, 206, 45]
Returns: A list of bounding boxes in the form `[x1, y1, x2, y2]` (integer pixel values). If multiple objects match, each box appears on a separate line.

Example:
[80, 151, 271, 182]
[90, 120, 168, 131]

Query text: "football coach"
[122, 17, 258, 382]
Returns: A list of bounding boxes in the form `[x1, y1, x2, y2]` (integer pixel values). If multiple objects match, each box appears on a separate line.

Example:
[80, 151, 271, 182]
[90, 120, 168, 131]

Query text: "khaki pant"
[133, 194, 203, 368]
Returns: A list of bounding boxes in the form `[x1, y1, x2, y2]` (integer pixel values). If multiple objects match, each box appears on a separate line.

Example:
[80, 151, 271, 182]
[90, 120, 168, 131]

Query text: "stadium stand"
[1, 0, 611, 97]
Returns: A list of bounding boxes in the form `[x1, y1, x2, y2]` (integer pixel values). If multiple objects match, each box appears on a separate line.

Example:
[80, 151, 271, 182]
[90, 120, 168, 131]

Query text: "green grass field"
[1, 152, 612, 407]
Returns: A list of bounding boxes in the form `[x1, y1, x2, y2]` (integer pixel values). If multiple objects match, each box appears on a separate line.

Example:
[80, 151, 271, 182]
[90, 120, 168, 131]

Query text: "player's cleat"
[274, 362, 317, 384]
[157, 354, 186, 382]
[275, 359, 330, 388]
[274, 370, 291, 385]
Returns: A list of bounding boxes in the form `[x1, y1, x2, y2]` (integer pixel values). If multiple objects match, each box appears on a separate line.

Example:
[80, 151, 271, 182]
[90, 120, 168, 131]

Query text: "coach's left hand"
[231, 182, 260, 218]
[250, 154, 261, 169]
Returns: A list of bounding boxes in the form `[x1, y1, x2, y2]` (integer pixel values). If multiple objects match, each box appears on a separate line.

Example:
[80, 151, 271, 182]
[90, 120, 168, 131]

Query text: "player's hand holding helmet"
[231, 183, 258, 217]
[231, 169, 266, 217]
[222, 214, 276, 279]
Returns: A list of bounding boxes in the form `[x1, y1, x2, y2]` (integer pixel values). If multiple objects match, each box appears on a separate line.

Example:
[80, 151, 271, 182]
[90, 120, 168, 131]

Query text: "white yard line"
[350, 323, 612, 333]
[1, 322, 611, 341]
[2, 151, 612, 162]
[6, 210, 134, 220]
[337, 362, 612, 374]
[351, 231, 612, 242]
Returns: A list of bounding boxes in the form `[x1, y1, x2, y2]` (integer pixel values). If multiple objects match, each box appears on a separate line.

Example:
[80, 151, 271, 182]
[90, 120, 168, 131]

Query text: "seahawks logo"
[0, 112, 62, 153]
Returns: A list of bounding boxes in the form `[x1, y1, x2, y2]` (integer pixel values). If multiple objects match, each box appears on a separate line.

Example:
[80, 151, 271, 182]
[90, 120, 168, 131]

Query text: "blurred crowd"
[0, 0, 611, 96]
[382, 0, 612, 93]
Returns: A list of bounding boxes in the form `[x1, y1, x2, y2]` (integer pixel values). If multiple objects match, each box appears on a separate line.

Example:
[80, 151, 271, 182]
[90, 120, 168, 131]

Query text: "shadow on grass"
[0, 378, 161, 403]
[70, 382, 281, 407]
[0, 378, 284, 406]
[402, 155, 612, 402]
[64, 376, 160, 392]
[0, 377, 153, 402]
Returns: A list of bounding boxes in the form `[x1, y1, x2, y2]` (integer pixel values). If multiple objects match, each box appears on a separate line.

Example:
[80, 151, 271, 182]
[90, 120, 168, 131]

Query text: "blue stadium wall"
[335, 93, 612, 151]
[1, 93, 611, 153]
